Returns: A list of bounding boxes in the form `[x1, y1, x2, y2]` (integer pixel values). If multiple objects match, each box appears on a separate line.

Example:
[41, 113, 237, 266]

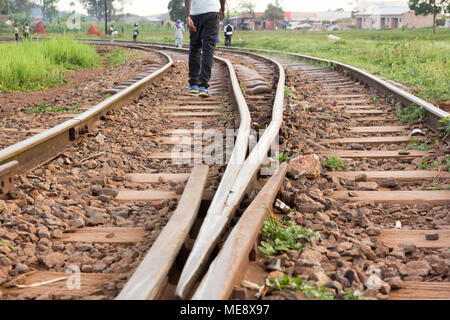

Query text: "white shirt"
[190, 0, 220, 16]
[224, 24, 233, 35]
[174, 24, 185, 38]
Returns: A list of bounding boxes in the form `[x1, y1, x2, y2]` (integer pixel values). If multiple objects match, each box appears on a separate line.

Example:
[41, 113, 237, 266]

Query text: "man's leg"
[188, 15, 202, 87]
[198, 12, 219, 89]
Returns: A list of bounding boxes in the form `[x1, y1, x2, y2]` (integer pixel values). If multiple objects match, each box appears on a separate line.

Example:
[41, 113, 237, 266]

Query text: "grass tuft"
[0, 38, 100, 92]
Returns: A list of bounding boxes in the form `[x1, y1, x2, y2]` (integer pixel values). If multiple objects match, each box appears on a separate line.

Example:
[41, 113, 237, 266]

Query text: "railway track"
[0, 38, 449, 301]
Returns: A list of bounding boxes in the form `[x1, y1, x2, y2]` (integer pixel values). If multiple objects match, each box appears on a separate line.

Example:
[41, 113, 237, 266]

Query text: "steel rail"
[110, 44, 252, 300]
[176, 51, 286, 299]
[0, 46, 173, 186]
[219, 46, 449, 131]
[119, 39, 448, 130]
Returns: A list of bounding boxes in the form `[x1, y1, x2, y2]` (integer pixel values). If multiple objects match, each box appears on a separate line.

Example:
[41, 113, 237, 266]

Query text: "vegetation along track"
[1, 38, 449, 300]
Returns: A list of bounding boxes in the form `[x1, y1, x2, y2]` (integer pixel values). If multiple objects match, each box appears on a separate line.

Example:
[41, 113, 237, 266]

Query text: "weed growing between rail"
[438, 116, 450, 140]
[396, 104, 426, 123]
[325, 156, 348, 171]
[258, 210, 317, 257]
[0, 38, 100, 92]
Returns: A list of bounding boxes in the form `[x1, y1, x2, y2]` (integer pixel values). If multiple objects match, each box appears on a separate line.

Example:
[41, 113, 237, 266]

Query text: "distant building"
[354, 1, 439, 29]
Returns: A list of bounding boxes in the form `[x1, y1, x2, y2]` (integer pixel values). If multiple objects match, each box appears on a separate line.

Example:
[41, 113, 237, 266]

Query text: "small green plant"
[284, 86, 296, 99]
[325, 156, 348, 171]
[371, 96, 379, 103]
[0, 240, 13, 250]
[278, 153, 290, 164]
[266, 275, 334, 300]
[343, 69, 349, 76]
[405, 137, 431, 151]
[396, 104, 426, 123]
[431, 161, 440, 168]
[438, 116, 450, 140]
[25, 101, 65, 114]
[417, 157, 429, 170]
[344, 289, 368, 300]
[427, 183, 441, 190]
[69, 103, 82, 114]
[445, 157, 450, 171]
[258, 209, 317, 257]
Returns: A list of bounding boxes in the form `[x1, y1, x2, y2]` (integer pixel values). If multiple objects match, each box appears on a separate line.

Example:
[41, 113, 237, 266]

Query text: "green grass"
[404, 137, 431, 151]
[0, 38, 100, 92]
[226, 29, 450, 104]
[109, 27, 448, 103]
[266, 274, 335, 300]
[105, 49, 129, 67]
[396, 104, 426, 123]
[258, 209, 317, 257]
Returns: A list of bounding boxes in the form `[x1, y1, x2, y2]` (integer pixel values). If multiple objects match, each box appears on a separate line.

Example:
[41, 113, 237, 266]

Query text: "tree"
[38, 0, 59, 23]
[240, 0, 255, 16]
[79, 0, 130, 34]
[0, 0, 11, 14]
[10, 11, 32, 27]
[264, 0, 284, 28]
[409, 0, 450, 33]
[168, 0, 184, 22]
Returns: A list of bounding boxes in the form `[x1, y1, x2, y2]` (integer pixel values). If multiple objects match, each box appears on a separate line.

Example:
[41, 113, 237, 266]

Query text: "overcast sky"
[56, 1, 381, 16]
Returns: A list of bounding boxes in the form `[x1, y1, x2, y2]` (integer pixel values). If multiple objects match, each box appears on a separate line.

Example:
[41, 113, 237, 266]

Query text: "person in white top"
[174, 19, 185, 48]
[185, 0, 226, 97]
[224, 21, 233, 46]
[109, 24, 115, 42]
[14, 25, 19, 41]
[24, 24, 30, 39]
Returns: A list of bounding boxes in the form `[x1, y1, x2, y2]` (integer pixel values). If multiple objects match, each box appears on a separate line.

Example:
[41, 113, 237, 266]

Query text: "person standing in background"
[185, 0, 226, 98]
[109, 24, 115, 42]
[133, 24, 139, 42]
[174, 20, 184, 48]
[224, 21, 233, 46]
[24, 24, 30, 39]
[14, 25, 19, 41]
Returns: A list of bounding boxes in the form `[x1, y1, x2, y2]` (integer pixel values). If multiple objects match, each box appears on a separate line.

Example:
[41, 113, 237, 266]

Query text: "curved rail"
[220, 46, 449, 131]
[176, 50, 286, 299]
[113, 39, 448, 130]
[113, 44, 252, 300]
[0, 45, 173, 179]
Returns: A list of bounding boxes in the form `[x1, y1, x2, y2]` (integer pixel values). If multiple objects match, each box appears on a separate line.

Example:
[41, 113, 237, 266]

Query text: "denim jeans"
[188, 12, 219, 89]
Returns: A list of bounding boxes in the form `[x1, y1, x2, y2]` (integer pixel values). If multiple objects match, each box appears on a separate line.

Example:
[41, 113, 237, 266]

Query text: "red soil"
[87, 25, 102, 36]
[34, 22, 46, 34]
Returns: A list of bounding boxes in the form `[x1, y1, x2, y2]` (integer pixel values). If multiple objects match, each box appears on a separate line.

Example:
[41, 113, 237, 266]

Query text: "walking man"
[185, 0, 226, 98]
[24, 24, 30, 40]
[224, 21, 233, 46]
[14, 25, 19, 41]
[133, 24, 139, 42]
[174, 19, 184, 48]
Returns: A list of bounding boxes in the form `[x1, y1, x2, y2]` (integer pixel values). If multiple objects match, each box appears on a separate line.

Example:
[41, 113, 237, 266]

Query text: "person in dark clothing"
[185, 0, 226, 98]
[133, 24, 139, 42]
[224, 21, 233, 46]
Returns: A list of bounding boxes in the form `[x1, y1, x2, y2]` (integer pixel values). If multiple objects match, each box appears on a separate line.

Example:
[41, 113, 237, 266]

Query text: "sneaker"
[198, 86, 210, 98]
[188, 85, 199, 94]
